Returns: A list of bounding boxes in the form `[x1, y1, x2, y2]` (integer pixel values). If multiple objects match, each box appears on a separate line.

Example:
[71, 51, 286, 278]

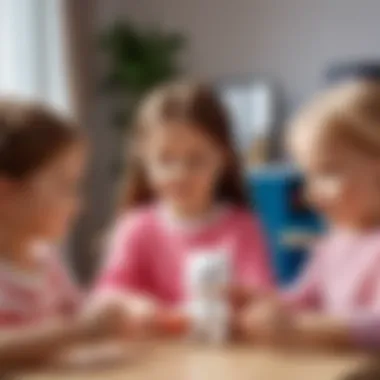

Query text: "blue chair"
[247, 165, 324, 286]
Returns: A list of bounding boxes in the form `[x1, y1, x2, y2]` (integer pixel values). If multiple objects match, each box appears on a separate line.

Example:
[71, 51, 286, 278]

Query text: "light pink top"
[96, 205, 273, 306]
[284, 228, 380, 348]
[0, 251, 80, 328]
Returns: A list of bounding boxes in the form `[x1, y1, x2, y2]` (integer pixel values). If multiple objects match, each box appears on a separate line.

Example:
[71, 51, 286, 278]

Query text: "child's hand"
[154, 308, 190, 338]
[81, 294, 157, 341]
[80, 299, 131, 340]
[238, 297, 294, 345]
[226, 284, 258, 311]
[292, 312, 349, 349]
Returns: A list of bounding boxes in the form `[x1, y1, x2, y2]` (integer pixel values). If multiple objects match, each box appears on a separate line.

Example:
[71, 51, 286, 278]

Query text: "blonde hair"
[288, 80, 380, 157]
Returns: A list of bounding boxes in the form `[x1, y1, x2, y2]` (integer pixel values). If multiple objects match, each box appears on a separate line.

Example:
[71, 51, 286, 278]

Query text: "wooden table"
[20, 343, 369, 380]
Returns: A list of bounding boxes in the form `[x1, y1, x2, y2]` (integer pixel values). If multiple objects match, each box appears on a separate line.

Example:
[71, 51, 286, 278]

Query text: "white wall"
[86, 0, 380, 277]
[97, 0, 380, 113]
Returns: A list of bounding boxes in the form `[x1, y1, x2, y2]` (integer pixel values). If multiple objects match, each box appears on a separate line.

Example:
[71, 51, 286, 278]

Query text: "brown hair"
[288, 80, 380, 157]
[0, 99, 83, 179]
[121, 81, 249, 210]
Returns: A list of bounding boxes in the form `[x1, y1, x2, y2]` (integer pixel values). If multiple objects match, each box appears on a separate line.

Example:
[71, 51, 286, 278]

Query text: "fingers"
[153, 308, 190, 338]
[235, 297, 292, 344]
[225, 285, 258, 310]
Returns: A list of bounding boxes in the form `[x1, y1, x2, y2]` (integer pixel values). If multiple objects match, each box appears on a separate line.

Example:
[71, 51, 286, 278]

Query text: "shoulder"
[108, 205, 160, 250]
[114, 205, 158, 235]
[226, 206, 262, 231]
[0, 265, 37, 320]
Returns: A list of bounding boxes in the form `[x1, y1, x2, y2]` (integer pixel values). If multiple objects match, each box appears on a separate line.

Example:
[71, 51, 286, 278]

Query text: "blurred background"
[1, 0, 379, 284]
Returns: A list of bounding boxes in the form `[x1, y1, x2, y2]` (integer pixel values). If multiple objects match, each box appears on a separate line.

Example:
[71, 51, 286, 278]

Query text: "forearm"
[0, 318, 89, 368]
[292, 313, 351, 350]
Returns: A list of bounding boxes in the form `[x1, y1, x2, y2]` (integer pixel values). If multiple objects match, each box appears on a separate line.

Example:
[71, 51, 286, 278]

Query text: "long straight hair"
[120, 81, 249, 211]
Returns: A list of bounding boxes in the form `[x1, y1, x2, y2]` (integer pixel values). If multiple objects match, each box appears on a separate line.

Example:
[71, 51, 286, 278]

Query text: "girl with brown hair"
[95, 81, 273, 340]
[0, 100, 132, 368]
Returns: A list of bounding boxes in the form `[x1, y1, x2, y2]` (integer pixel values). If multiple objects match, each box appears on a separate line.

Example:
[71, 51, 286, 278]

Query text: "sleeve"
[94, 215, 147, 296]
[280, 242, 324, 311]
[346, 261, 380, 349]
[50, 257, 83, 317]
[347, 314, 380, 349]
[0, 283, 31, 328]
[234, 214, 274, 291]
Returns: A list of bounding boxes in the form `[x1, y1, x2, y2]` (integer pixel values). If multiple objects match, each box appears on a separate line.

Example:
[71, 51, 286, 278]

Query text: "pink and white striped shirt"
[0, 251, 80, 328]
[284, 228, 380, 348]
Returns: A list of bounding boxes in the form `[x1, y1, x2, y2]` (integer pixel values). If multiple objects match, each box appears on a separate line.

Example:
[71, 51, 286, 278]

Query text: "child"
[0, 100, 130, 368]
[95, 82, 273, 336]
[239, 80, 380, 350]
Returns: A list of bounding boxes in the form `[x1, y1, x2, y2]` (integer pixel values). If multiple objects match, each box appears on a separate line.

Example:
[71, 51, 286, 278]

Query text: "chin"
[39, 229, 65, 244]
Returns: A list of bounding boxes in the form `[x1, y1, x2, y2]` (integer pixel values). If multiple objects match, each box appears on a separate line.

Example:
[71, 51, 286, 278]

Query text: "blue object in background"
[247, 164, 324, 286]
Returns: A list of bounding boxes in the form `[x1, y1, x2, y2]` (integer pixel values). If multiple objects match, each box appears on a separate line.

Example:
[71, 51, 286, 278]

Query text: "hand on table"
[237, 296, 295, 345]
[81, 293, 157, 341]
[238, 305, 349, 350]
[291, 312, 349, 349]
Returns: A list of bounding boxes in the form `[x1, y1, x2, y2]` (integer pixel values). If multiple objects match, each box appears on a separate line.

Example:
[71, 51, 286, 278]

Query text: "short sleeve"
[94, 213, 147, 296]
[346, 257, 380, 349]
[234, 213, 274, 291]
[281, 240, 324, 310]
[0, 281, 33, 328]
[49, 257, 83, 316]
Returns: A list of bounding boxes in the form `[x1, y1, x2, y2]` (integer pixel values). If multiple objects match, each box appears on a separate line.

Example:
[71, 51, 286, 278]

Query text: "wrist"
[293, 313, 349, 348]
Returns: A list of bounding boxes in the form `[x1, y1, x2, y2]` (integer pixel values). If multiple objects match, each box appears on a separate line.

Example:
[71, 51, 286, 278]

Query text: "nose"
[168, 162, 189, 181]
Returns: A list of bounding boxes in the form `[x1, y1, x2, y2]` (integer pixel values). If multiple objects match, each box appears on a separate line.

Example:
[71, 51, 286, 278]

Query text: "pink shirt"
[0, 251, 80, 328]
[96, 205, 273, 306]
[284, 228, 380, 348]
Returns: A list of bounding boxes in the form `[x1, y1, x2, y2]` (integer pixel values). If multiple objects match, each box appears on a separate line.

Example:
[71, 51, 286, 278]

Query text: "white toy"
[185, 248, 231, 344]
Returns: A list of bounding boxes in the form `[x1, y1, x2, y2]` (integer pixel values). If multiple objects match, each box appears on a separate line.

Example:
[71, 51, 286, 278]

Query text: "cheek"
[26, 190, 77, 233]
[190, 167, 221, 189]
[306, 177, 345, 211]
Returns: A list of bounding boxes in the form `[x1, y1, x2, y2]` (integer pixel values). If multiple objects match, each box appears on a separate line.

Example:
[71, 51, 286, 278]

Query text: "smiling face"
[142, 121, 225, 216]
[289, 115, 380, 229]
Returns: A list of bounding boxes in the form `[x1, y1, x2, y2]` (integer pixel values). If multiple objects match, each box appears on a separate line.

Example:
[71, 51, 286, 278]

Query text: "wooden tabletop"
[19, 343, 369, 380]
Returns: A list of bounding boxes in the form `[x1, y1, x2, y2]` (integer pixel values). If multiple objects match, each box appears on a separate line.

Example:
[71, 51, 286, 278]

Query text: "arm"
[236, 241, 324, 342]
[234, 215, 274, 293]
[289, 256, 380, 351]
[280, 241, 324, 310]
[233, 240, 323, 311]
[245, 271, 380, 351]
[287, 313, 351, 350]
[0, 295, 141, 369]
[0, 317, 93, 368]
[93, 215, 158, 324]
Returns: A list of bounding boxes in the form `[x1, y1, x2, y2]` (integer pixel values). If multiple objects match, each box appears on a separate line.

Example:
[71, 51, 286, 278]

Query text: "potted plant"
[100, 21, 186, 132]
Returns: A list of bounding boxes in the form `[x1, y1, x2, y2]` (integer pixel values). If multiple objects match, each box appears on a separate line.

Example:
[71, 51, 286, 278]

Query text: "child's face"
[143, 122, 225, 214]
[0, 143, 87, 242]
[291, 130, 380, 228]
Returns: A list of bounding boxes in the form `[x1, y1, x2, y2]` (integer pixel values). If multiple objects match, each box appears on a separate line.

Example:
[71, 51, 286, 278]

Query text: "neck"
[160, 201, 227, 232]
[166, 202, 217, 221]
[335, 214, 380, 234]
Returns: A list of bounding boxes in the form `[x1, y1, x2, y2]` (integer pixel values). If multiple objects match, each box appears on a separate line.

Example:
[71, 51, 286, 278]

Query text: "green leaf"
[99, 20, 186, 133]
